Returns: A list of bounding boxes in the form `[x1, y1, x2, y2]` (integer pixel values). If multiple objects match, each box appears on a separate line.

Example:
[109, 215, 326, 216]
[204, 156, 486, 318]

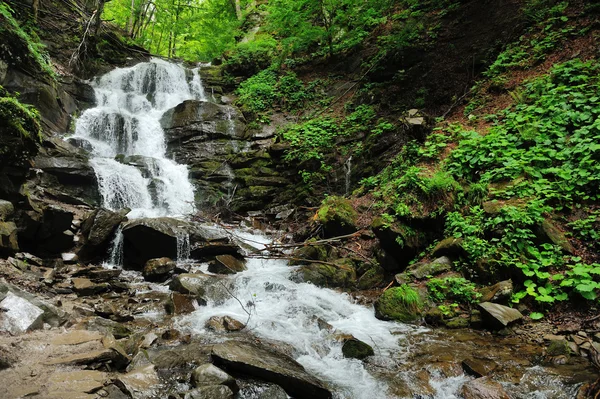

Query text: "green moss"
[316, 196, 357, 232]
[375, 285, 424, 322]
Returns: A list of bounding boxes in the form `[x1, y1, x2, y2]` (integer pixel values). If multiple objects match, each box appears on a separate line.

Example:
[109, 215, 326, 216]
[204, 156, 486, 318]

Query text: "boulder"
[211, 341, 332, 399]
[460, 377, 510, 399]
[170, 273, 234, 304]
[0, 281, 67, 327]
[478, 280, 513, 303]
[0, 292, 44, 334]
[0, 221, 19, 255]
[374, 285, 424, 323]
[165, 293, 198, 315]
[114, 365, 161, 398]
[206, 316, 245, 332]
[79, 208, 127, 260]
[371, 217, 429, 271]
[0, 200, 14, 221]
[208, 254, 246, 274]
[72, 277, 109, 296]
[461, 358, 498, 377]
[293, 261, 356, 288]
[432, 237, 466, 258]
[478, 302, 523, 330]
[396, 256, 452, 283]
[540, 219, 575, 254]
[143, 257, 176, 282]
[341, 337, 374, 360]
[192, 364, 239, 392]
[316, 196, 358, 238]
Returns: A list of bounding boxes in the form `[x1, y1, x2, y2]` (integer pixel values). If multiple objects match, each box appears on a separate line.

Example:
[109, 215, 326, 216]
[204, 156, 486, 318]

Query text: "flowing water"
[75, 60, 593, 398]
[71, 58, 201, 218]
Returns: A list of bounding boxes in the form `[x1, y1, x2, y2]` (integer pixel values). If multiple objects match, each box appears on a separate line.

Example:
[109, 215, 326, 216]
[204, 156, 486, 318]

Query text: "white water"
[178, 231, 423, 398]
[72, 58, 201, 218]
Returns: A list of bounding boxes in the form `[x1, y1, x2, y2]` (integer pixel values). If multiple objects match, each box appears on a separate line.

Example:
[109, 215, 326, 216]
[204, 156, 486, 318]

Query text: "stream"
[70, 58, 594, 398]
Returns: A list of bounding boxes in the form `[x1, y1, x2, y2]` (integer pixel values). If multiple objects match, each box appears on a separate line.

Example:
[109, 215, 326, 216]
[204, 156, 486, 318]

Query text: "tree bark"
[32, 0, 39, 22]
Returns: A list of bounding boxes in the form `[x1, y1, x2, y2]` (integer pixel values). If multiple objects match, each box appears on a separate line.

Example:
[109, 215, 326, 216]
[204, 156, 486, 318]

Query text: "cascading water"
[71, 58, 200, 218]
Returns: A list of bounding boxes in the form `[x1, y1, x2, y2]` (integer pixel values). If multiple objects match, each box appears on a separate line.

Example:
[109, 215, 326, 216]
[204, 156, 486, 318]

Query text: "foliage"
[0, 87, 42, 141]
[225, 34, 278, 76]
[0, 3, 54, 78]
[427, 277, 481, 304]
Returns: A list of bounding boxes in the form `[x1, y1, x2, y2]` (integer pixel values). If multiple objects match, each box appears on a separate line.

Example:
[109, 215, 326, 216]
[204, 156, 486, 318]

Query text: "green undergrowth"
[362, 58, 600, 311]
[0, 3, 55, 79]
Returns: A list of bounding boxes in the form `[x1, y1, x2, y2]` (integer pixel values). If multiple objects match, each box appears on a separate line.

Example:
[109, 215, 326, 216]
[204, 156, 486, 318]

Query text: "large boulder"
[79, 208, 127, 261]
[170, 273, 234, 304]
[293, 261, 356, 288]
[191, 363, 239, 392]
[143, 257, 176, 282]
[211, 341, 332, 399]
[374, 285, 424, 323]
[0, 280, 67, 327]
[0, 200, 14, 221]
[371, 217, 431, 272]
[0, 292, 44, 334]
[208, 254, 247, 274]
[0, 221, 18, 255]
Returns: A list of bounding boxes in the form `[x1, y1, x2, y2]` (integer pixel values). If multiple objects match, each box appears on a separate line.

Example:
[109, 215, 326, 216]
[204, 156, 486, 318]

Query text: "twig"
[217, 281, 254, 328]
[382, 280, 394, 292]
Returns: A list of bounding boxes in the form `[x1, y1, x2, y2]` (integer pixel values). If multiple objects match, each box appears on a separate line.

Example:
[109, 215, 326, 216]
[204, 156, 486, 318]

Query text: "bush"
[225, 35, 278, 76]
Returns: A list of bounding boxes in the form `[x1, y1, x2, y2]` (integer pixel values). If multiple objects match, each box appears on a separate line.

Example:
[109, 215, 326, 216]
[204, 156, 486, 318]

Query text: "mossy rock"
[547, 340, 571, 357]
[371, 217, 430, 272]
[432, 237, 466, 258]
[444, 317, 470, 329]
[294, 260, 356, 288]
[357, 265, 385, 289]
[539, 219, 575, 254]
[289, 244, 329, 265]
[316, 196, 358, 238]
[374, 285, 424, 323]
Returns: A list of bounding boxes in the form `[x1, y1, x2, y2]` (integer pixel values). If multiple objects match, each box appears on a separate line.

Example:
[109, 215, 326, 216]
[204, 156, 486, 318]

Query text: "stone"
[461, 358, 498, 377]
[0, 281, 67, 327]
[45, 349, 125, 367]
[166, 293, 197, 315]
[478, 302, 523, 330]
[0, 200, 14, 221]
[46, 370, 107, 397]
[316, 196, 358, 238]
[192, 364, 238, 392]
[0, 345, 17, 369]
[61, 252, 78, 263]
[478, 280, 513, 303]
[540, 219, 575, 254]
[50, 330, 103, 346]
[432, 237, 466, 258]
[170, 273, 234, 304]
[141, 333, 158, 349]
[461, 377, 510, 399]
[206, 316, 245, 332]
[121, 217, 183, 268]
[79, 208, 126, 261]
[256, 385, 288, 399]
[341, 337, 374, 360]
[0, 221, 19, 254]
[142, 257, 176, 282]
[374, 286, 424, 323]
[293, 261, 356, 288]
[0, 292, 44, 334]
[211, 341, 332, 399]
[402, 256, 452, 280]
[184, 385, 234, 399]
[114, 365, 160, 398]
[72, 277, 109, 296]
[208, 254, 247, 274]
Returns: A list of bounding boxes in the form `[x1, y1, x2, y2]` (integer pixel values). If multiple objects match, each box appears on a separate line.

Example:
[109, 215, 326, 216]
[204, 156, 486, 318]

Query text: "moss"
[374, 285, 424, 322]
[547, 340, 571, 357]
[444, 317, 470, 329]
[342, 338, 374, 360]
[357, 265, 385, 289]
[316, 196, 358, 237]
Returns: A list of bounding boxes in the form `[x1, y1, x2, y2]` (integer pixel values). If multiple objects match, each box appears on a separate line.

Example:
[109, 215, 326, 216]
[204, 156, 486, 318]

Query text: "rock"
[121, 217, 183, 268]
[478, 302, 523, 330]
[0, 200, 14, 221]
[208, 254, 247, 274]
[400, 256, 452, 281]
[540, 219, 575, 254]
[50, 330, 103, 346]
[211, 341, 332, 399]
[165, 293, 197, 315]
[374, 285, 424, 323]
[45, 348, 127, 368]
[461, 358, 498, 377]
[371, 217, 429, 271]
[293, 261, 356, 288]
[0, 292, 44, 334]
[0, 281, 67, 326]
[0, 221, 19, 255]
[341, 337, 374, 360]
[357, 265, 385, 289]
[114, 365, 160, 398]
[256, 385, 289, 399]
[79, 208, 127, 260]
[143, 257, 176, 282]
[72, 277, 109, 296]
[547, 340, 571, 357]
[184, 385, 234, 399]
[0, 345, 17, 369]
[460, 377, 510, 399]
[46, 370, 107, 398]
[289, 245, 329, 265]
[478, 280, 513, 303]
[170, 273, 234, 304]
[432, 237, 466, 258]
[316, 196, 357, 238]
[61, 252, 78, 263]
[192, 364, 239, 392]
[84, 317, 133, 339]
[206, 316, 245, 332]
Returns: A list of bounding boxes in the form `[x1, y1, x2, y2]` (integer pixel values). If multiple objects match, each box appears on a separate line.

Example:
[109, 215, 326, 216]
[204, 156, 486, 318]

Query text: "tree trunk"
[32, 0, 39, 22]
[235, 0, 242, 20]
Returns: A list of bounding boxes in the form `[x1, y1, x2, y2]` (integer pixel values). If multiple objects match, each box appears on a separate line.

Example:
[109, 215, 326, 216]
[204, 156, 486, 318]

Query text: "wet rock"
[316, 196, 357, 238]
[0, 221, 19, 255]
[165, 293, 197, 315]
[0, 200, 14, 221]
[547, 340, 571, 357]
[396, 256, 452, 283]
[255, 385, 288, 399]
[45, 348, 128, 368]
[293, 261, 356, 288]
[478, 302, 523, 330]
[289, 245, 329, 266]
[143, 257, 176, 282]
[192, 363, 239, 392]
[341, 337, 374, 360]
[83, 317, 133, 339]
[121, 217, 183, 268]
[208, 254, 247, 274]
[206, 316, 245, 332]
[79, 208, 127, 260]
[461, 358, 498, 377]
[0, 281, 67, 326]
[460, 377, 510, 399]
[114, 365, 160, 398]
[371, 217, 428, 272]
[95, 302, 134, 322]
[478, 280, 513, 303]
[211, 341, 332, 399]
[184, 385, 234, 399]
[357, 264, 385, 289]
[72, 277, 109, 296]
[50, 330, 103, 346]
[141, 333, 158, 349]
[0, 292, 44, 334]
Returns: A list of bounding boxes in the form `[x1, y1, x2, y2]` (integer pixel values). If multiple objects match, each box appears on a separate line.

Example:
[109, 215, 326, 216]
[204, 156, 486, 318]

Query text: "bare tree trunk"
[235, 0, 242, 20]
[32, 0, 39, 22]
[127, 0, 135, 35]
[93, 0, 106, 34]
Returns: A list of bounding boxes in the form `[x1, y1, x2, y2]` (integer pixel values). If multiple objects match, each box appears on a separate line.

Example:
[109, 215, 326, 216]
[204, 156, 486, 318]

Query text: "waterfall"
[104, 226, 124, 269]
[344, 156, 352, 196]
[71, 58, 199, 218]
[176, 233, 191, 264]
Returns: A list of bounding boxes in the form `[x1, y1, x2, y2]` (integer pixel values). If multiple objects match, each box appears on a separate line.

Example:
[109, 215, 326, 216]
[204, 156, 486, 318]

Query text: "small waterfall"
[344, 155, 352, 196]
[71, 58, 199, 218]
[176, 233, 190, 264]
[104, 226, 124, 268]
